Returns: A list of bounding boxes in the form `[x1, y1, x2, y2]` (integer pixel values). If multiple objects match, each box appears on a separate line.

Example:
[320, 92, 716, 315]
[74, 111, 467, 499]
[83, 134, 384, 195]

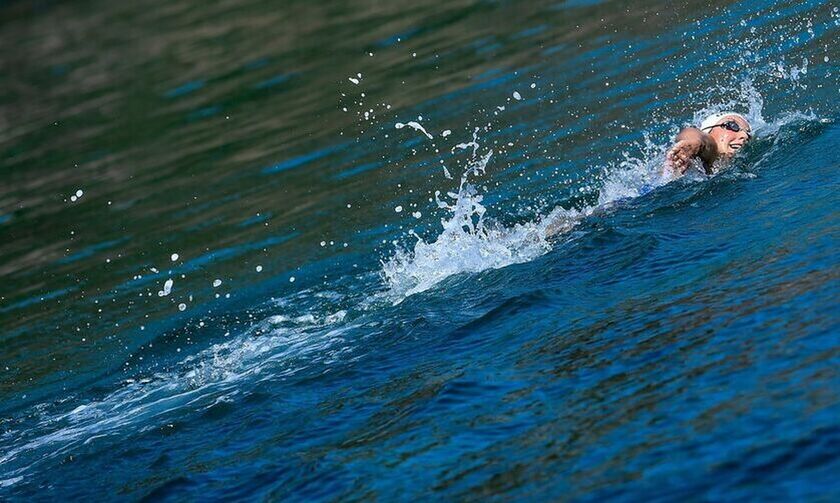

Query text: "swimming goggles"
[702, 120, 752, 140]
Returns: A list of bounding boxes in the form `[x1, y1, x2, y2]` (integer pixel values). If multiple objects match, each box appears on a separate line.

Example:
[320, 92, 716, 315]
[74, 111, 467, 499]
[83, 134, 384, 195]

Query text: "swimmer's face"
[708, 115, 752, 157]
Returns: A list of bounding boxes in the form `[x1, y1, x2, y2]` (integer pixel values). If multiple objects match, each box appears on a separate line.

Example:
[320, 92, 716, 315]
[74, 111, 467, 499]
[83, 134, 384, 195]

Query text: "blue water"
[1, 0, 838, 499]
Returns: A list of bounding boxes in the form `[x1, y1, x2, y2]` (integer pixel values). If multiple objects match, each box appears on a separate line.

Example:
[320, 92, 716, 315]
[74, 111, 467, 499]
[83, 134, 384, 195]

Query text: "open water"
[1, 0, 838, 500]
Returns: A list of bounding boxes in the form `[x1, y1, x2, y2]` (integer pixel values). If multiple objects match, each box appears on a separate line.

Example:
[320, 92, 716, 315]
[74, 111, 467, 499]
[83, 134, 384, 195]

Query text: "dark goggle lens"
[721, 121, 751, 138]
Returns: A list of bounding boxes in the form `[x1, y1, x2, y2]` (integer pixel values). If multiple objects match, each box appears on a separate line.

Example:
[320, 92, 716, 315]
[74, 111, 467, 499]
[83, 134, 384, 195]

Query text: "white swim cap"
[700, 112, 750, 131]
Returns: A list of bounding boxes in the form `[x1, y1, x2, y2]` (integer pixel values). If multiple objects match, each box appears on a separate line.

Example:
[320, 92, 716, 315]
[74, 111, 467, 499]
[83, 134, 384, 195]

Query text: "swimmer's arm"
[665, 128, 717, 175]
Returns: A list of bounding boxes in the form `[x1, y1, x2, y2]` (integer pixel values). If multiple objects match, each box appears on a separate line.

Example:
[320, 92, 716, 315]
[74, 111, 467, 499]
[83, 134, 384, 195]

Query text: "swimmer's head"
[700, 112, 752, 157]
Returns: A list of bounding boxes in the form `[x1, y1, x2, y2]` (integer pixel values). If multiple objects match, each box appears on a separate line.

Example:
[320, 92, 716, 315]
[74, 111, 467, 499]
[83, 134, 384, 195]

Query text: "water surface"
[1, 0, 838, 499]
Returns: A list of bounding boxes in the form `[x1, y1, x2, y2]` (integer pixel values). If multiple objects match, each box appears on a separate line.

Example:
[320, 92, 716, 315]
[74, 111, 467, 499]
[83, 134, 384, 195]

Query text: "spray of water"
[381, 78, 821, 302]
[381, 130, 556, 300]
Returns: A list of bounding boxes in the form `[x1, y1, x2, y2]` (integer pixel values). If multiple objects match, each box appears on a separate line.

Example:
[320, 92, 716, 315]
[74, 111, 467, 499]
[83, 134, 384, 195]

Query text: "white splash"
[382, 133, 554, 300]
[395, 121, 434, 140]
[598, 133, 670, 205]
[157, 278, 174, 297]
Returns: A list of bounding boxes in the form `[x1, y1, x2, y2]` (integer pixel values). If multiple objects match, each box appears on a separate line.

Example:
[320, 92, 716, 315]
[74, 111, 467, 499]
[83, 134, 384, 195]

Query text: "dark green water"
[1, 0, 838, 499]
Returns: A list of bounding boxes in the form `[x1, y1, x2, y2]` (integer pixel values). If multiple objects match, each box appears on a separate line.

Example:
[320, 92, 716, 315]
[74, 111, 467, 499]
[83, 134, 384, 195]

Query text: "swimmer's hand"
[666, 139, 702, 175]
[665, 127, 717, 177]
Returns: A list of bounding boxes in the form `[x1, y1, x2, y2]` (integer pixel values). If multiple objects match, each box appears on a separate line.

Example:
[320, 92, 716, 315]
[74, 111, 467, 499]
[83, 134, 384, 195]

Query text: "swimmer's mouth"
[729, 142, 744, 151]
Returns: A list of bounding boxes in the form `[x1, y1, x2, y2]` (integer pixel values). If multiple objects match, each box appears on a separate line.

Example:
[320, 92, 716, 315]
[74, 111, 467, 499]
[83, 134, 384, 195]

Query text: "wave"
[0, 287, 359, 481]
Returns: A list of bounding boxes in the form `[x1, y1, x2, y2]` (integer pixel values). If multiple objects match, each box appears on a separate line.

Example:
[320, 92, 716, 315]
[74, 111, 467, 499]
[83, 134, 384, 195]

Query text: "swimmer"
[665, 112, 752, 176]
[547, 112, 753, 239]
